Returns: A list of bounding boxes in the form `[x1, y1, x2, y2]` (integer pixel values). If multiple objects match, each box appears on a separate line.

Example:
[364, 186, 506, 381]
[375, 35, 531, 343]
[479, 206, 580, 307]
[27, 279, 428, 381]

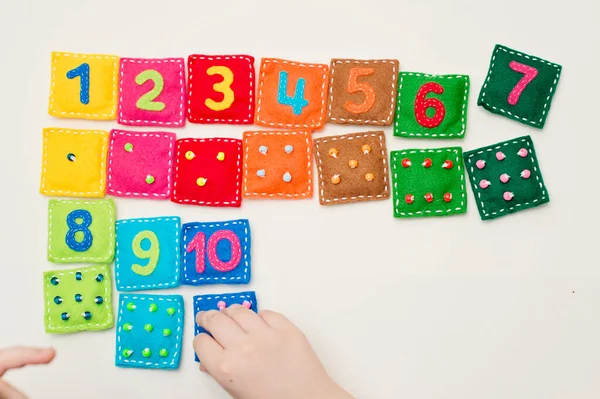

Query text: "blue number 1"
[277, 71, 308, 115]
[66, 63, 90, 105]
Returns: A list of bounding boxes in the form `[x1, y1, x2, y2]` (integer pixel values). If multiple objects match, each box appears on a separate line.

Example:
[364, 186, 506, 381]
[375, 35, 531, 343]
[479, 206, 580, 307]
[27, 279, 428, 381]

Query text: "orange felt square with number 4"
[255, 59, 329, 131]
[243, 131, 313, 199]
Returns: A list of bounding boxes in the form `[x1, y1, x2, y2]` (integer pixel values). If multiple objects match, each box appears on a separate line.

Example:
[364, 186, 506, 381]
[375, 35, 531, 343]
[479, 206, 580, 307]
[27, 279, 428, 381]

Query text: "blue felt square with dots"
[181, 219, 251, 286]
[115, 217, 181, 291]
[193, 291, 258, 362]
[115, 294, 184, 370]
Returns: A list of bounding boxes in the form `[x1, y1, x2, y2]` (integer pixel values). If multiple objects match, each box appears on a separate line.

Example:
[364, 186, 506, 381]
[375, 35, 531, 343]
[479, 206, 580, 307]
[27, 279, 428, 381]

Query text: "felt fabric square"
[394, 73, 470, 139]
[48, 52, 119, 120]
[255, 58, 329, 131]
[40, 128, 108, 198]
[194, 291, 257, 362]
[313, 131, 390, 205]
[182, 219, 251, 286]
[187, 55, 255, 124]
[43, 264, 113, 334]
[391, 147, 467, 218]
[327, 59, 399, 126]
[171, 138, 242, 207]
[243, 130, 313, 199]
[118, 58, 186, 127]
[115, 217, 181, 292]
[115, 294, 184, 369]
[464, 135, 549, 220]
[478, 45, 562, 128]
[107, 129, 175, 199]
[48, 199, 115, 263]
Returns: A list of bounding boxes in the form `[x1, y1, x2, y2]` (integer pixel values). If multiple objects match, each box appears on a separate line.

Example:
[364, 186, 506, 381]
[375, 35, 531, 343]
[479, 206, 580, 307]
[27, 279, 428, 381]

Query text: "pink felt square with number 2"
[107, 130, 175, 199]
[118, 58, 186, 127]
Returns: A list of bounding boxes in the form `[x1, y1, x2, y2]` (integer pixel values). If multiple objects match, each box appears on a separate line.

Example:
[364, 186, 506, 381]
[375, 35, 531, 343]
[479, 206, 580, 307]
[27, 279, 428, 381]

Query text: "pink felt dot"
[503, 192, 514, 201]
[518, 148, 528, 158]
[479, 179, 491, 189]
[500, 173, 510, 183]
[521, 169, 531, 179]
[476, 160, 486, 169]
[217, 301, 226, 310]
[496, 151, 506, 161]
[242, 300, 251, 309]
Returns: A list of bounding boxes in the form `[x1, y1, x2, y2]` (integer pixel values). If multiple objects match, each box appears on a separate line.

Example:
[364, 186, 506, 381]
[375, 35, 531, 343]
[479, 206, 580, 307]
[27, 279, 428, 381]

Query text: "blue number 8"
[65, 210, 93, 252]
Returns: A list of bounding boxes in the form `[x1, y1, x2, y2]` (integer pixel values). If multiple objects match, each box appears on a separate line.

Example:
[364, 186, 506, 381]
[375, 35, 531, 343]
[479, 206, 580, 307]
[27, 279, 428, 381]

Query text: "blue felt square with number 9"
[181, 219, 251, 286]
[115, 217, 181, 291]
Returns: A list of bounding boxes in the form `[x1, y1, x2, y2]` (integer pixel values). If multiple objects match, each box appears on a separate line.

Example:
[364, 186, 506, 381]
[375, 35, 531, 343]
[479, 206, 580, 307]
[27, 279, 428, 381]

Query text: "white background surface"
[0, 0, 598, 398]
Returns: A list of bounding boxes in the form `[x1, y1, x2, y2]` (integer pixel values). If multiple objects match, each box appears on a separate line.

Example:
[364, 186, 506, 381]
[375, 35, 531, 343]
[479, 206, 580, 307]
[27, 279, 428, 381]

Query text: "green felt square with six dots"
[391, 147, 467, 218]
[463, 135, 549, 221]
[43, 264, 114, 334]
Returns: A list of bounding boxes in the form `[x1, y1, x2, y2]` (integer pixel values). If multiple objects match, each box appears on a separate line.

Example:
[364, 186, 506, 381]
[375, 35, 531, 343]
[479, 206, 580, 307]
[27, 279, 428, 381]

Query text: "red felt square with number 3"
[171, 138, 243, 207]
[187, 55, 255, 124]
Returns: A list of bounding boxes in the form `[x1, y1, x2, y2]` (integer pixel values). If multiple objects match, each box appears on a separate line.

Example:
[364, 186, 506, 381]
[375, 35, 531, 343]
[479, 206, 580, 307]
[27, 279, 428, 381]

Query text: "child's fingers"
[0, 347, 55, 377]
[222, 304, 267, 333]
[0, 380, 28, 399]
[196, 310, 245, 348]
[259, 310, 295, 331]
[193, 333, 223, 374]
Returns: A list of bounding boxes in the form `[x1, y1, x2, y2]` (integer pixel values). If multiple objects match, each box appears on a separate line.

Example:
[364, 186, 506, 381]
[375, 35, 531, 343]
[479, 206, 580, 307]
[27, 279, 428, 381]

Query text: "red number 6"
[414, 82, 445, 128]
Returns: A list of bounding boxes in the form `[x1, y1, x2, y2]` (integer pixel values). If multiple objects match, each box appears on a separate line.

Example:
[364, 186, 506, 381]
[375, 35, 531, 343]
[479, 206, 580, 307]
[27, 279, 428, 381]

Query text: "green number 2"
[131, 230, 160, 276]
[135, 70, 166, 112]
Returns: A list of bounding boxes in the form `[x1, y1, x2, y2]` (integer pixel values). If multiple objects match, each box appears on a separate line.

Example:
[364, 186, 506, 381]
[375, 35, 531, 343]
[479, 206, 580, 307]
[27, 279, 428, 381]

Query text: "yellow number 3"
[205, 66, 234, 111]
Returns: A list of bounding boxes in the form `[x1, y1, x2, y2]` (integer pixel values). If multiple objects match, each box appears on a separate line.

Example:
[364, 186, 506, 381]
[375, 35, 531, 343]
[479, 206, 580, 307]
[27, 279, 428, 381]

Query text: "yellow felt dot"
[349, 159, 358, 169]
[365, 173, 375, 182]
[331, 174, 341, 184]
[362, 144, 371, 155]
[328, 148, 338, 158]
[216, 152, 225, 161]
[196, 177, 207, 187]
[185, 151, 195, 160]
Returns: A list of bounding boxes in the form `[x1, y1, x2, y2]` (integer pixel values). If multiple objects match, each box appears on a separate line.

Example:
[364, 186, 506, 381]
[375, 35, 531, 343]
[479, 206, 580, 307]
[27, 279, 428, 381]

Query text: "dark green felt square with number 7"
[394, 73, 470, 139]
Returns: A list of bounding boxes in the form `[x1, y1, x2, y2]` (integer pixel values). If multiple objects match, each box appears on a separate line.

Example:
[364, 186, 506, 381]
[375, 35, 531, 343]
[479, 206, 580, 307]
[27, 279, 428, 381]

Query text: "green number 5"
[131, 230, 160, 276]
[135, 70, 166, 112]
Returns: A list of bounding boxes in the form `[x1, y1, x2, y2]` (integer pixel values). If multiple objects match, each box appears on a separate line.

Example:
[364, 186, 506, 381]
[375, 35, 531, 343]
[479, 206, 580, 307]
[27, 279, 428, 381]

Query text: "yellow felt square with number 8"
[40, 128, 109, 198]
[48, 52, 119, 120]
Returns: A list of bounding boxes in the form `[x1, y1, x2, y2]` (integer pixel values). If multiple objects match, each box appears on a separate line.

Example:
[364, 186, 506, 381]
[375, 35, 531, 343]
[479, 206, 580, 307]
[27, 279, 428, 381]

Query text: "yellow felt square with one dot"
[49, 52, 119, 120]
[41, 128, 108, 198]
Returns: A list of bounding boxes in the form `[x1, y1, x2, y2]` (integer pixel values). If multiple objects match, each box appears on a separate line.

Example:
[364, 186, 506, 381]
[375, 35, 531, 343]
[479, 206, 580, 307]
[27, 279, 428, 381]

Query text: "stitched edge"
[117, 58, 185, 126]
[327, 59, 399, 125]
[242, 130, 312, 197]
[314, 131, 389, 204]
[115, 217, 181, 290]
[394, 73, 469, 138]
[182, 220, 250, 283]
[391, 148, 466, 216]
[49, 52, 119, 119]
[255, 58, 328, 129]
[107, 130, 174, 198]
[478, 45, 561, 126]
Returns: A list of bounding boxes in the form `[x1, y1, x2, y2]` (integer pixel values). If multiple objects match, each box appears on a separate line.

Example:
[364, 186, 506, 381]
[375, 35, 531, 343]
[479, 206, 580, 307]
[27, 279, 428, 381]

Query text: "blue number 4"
[277, 71, 308, 115]
[66, 63, 90, 105]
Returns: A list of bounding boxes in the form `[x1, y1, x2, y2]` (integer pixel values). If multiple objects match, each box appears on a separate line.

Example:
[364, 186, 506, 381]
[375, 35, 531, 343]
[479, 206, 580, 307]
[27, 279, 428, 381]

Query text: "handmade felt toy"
[243, 130, 313, 199]
[48, 52, 119, 120]
[187, 55, 255, 124]
[115, 217, 181, 291]
[40, 128, 108, 198]
[394, 73, 470, 139]
[47, 199, 115, 263]
[391, 147, 467, 218]
[464, 135, 549, 220]
[313, 131, 390, 205]
[327, 59, 399, 126]
[106, 129, 175, 199]
[478, 45, 562, 128]
[43, 264, 114, 334]
[118, 57, 186, 127]
[115, 294, 184, 369]
[181, 219, 251, 286]
[255, 58, 329, 131]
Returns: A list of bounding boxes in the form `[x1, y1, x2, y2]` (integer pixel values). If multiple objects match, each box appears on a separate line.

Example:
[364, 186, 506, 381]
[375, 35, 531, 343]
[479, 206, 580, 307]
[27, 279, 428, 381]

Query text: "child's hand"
[194, 306, 353, 399]
[0, 347, 55, 399]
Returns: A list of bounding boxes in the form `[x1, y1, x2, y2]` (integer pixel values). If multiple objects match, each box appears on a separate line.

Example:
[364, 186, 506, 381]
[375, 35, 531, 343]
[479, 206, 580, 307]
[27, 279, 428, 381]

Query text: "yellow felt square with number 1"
[40, 128, 108, 198]
[48, 52, 119, 120]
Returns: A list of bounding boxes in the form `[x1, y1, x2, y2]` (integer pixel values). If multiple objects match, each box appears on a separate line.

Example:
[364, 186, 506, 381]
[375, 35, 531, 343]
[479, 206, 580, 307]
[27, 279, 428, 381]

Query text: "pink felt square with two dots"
[118, 58, 186, 127]
[107, 130, 176, 199]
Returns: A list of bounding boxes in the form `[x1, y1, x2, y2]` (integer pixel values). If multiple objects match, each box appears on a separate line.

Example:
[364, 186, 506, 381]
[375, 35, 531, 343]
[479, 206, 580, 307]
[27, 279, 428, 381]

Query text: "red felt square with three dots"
[171, 138, 243, 207]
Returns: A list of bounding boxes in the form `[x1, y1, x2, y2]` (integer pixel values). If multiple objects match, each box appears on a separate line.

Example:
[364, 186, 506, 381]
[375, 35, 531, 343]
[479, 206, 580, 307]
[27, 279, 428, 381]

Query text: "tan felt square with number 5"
[327, 59, 399, 126]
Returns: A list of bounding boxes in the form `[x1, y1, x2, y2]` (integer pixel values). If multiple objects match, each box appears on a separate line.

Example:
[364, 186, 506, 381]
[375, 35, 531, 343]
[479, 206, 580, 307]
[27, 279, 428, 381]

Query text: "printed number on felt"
[66, 63, 90, 105]
[507, 61, 538, 106]
[277, 71, 309, 115]
[65, 209, 93, 252]
[205, 66, 235, 111]
[135, 70, 166, 112]
[187, 230, 241, 274]
[414, 82, 445, 128]
[131, 230, 160, 276]
[345, 67, 376, 113]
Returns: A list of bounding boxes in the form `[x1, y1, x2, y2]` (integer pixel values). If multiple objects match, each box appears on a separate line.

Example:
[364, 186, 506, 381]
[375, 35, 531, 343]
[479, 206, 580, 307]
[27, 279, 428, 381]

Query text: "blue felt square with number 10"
[115, 217, 181, 291]
[181, 219, 251, 286]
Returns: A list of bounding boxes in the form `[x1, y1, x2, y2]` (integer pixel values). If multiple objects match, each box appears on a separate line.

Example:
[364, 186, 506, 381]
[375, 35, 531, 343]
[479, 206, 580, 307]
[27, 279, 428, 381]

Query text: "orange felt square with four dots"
[243, 131, 313, 199]
[255, 59, 329, 131]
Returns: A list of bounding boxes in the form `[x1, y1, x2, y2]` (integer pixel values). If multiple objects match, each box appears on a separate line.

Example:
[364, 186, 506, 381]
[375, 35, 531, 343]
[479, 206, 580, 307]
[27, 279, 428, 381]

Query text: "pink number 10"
[187, 230, 242, 274]
[508, 61, 538, 106]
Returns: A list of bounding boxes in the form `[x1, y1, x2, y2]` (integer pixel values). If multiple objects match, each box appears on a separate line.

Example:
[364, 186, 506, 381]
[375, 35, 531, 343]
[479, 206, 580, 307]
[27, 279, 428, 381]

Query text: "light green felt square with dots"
[47, 199, 115, 263]
[43, 264, 114, 334]
[394, 73, 469, 139]
[391, 147, 467, 218]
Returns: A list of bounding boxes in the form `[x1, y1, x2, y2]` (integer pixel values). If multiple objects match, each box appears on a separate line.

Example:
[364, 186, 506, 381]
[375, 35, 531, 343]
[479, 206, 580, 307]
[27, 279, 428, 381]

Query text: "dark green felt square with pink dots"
[463, 135, 549, 220]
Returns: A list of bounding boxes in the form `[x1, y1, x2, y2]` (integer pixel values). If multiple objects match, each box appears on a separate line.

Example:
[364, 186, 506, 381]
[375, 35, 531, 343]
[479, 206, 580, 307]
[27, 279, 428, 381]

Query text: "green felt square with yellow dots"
[43, 264, 114, 334]
[391, 147, 467, 218]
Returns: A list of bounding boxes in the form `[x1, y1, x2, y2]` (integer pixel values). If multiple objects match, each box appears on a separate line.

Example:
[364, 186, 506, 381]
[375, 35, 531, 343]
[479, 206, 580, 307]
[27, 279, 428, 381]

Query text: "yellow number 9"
[205, 66, 235, 111]
[131, 230, 160, 276]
